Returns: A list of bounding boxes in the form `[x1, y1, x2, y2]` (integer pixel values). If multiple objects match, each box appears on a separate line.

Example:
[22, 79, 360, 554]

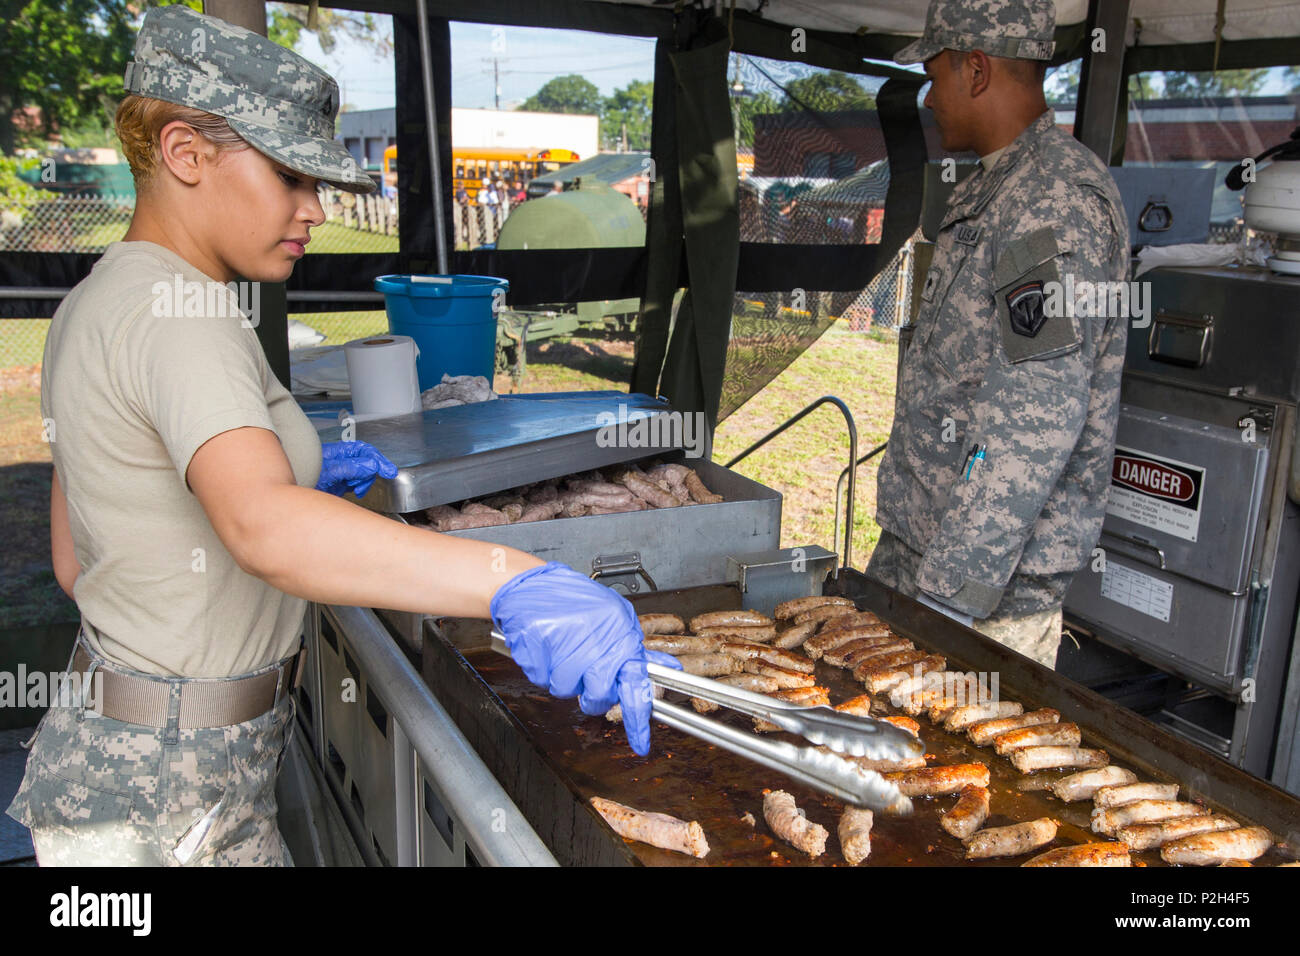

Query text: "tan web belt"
[70, 644, 304, 729]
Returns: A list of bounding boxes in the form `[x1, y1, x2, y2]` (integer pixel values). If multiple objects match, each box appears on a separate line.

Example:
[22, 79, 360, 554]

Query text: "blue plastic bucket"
[373, 274, 508, 391]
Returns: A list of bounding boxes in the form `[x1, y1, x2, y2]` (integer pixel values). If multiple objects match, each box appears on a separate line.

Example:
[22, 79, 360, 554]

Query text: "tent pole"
[416, 0, 450, 274]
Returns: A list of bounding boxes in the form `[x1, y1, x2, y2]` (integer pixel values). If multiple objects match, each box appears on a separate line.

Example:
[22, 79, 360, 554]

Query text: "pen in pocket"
[963, 443, 986, 481]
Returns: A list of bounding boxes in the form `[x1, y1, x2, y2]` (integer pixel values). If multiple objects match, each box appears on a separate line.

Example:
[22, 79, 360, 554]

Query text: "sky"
[292, 16, 657, 112]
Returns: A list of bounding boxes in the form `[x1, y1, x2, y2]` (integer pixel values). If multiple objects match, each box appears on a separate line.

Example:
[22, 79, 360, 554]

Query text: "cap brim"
[228, 118, 378, 194]
[893, 38, 944, 65]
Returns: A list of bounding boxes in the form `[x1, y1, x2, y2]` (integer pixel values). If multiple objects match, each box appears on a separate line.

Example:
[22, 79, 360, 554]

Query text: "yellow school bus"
[382, 145, 581, 204]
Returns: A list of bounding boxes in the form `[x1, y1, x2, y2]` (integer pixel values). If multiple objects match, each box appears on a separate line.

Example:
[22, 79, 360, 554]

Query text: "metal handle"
[724, 396, 859, 570]
[590, 552, 658, 593]
[1101, 529, 1167, 570]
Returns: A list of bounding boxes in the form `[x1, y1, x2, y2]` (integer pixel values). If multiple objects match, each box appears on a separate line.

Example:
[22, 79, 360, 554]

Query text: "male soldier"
[867, 0, 1130, 668]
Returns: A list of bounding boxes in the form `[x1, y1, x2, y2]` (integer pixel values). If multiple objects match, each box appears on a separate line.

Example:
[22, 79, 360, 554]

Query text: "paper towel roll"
[343, 335, 422, 421]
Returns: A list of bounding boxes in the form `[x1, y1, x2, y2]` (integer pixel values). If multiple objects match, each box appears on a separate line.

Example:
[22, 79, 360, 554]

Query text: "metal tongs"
[490, 631, 921, 813]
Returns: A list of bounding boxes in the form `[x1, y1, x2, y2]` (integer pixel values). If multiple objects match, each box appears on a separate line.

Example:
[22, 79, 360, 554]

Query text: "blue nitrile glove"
[316, 440, 398, 498]
[490, 561, 682, 756]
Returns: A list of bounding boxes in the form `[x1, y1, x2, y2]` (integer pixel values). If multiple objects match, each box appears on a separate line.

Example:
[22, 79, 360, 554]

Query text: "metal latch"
[1238, 407, 1274, 433]
[590, 552, 657, 594]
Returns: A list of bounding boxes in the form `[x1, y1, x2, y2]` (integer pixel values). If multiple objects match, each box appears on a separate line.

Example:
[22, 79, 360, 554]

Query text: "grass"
[0, 320, 897, 629]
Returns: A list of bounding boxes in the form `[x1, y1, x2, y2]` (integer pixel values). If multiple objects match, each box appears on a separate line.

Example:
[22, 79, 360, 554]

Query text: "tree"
[781, 71, 875, 112]
[1159, 69, 1270, 98]
[732, 90, 780, 151]
[1045, 60, 1081, 104]
[518, 75, 603, 116]
[268, 2, 391, 58]
[600, 79, 652, 151]
[0, 0, 137, 155]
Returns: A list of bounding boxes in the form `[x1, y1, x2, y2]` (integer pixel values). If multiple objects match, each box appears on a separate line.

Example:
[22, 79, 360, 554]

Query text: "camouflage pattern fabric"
[971, 605, 1063, 669]
[872, 111, 1129, 624]
[5, 645, 297, 867]
[868, 531, 1064, 667]
[123, 4, 374, 194]
[894, 0, 1058, 64]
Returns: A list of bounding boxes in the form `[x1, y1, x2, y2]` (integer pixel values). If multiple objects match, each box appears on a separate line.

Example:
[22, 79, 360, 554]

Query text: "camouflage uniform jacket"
[875, 110, 1130, 619]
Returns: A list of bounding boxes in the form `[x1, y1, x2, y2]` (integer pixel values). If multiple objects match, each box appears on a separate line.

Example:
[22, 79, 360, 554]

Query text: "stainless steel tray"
[312, 391, 684, 513]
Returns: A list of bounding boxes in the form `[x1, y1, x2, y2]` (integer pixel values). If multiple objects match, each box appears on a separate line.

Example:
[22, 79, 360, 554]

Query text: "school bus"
[382, 145, 581, 204]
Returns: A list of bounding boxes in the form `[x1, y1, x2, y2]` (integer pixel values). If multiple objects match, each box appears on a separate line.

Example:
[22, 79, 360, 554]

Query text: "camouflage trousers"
[866, 531, 1064, 668]
[4, 644, 297, 867]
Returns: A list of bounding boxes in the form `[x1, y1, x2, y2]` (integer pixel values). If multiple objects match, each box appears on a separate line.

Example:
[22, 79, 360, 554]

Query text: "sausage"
[753, 686, 830, 732]
[619, 471, 684, 508]
[750, 646, 816, 674]
[901, 673, 985, 718]
[638, 613, 686, 636]
[694, 624, 777, 643]
[1116, 814, 1239, 851]
[815, 611, 886, 636]
[993, 722, 1082, 755]
[645, 462, 692, 485]
[717, 643, 813, 672]
[1160, 826, 1272, 866]
[771, 621, 818, 649]
[833, 694, 876, 718]
[676, 653, 743, 677]
[927, 677, 999, 723]
[864, 655, 946, 695]
[435, 509, 509, 530]
[964, 818, 1058, 859]
[1022, 842, 1131, 867]
[742, 660, 816, 688]
[1093, 782, 1180, 809]
[605, 685, 663, 723]
[763, 789, 828, 858]
[683, 470, 723, 504]
[689, 610, 771, 631]
[589, 797, 710, 859]
[517, 500, 564, 522]
[423, 504, 460, 523]
[587, 500, 649, 515]
[1010, 746, 1109, 774]
[838, 806, 874, 865]
[879, 714, 922, 737]
[851, 649, 928, 682]
[805, 625, 893, 660]
[883, 763, 990, 797]
[1048, 766, 1138, 802]
[945, 701, 1024, 731]
[823, 635, 912, 669]
[643, 634, 720, 655]
[459, 501, 497, 515]
[967, 708, 1060, 746]
[689, 673, 779, 712]
[774, 595, 856, 620]
[940, 784, 989, 841]
[1092, 800, 1208, 836]
[565, 479, 630, 497]
[793, 604, 866, 627]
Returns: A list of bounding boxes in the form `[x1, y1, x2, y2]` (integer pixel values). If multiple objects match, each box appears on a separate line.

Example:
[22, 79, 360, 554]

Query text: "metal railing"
[831, 441, 888, 564]
[724, 395, 858, 570]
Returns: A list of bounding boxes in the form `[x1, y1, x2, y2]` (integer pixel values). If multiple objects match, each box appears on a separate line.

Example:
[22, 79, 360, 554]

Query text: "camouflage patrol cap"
[894, 0, 1057, 65]
[123, 4, 376, 193]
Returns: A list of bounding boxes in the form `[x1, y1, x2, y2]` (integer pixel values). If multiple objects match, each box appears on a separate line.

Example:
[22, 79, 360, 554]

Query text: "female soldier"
[5, 5, 674, 866]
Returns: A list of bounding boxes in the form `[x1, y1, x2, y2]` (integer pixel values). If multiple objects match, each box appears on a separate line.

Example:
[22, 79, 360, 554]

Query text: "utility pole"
[493, 58, 501, 109]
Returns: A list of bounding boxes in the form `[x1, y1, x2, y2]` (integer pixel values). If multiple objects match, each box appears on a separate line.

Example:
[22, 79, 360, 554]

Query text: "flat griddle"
[422, 578, 1300, 866]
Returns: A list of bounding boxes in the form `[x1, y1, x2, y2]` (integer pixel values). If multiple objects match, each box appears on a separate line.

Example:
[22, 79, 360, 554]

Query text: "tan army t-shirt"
[41, 240, 322, 677]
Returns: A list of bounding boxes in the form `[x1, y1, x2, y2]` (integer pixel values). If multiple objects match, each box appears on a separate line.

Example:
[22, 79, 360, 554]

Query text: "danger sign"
[1106, 446, 1204, 542]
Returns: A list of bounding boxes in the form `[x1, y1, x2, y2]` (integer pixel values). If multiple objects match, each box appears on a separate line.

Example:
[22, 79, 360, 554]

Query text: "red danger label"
[1112, 454, 1195, 502]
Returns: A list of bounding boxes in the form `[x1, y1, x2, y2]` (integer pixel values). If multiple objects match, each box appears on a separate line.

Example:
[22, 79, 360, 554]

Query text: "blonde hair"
[114, 94, 250, 192]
